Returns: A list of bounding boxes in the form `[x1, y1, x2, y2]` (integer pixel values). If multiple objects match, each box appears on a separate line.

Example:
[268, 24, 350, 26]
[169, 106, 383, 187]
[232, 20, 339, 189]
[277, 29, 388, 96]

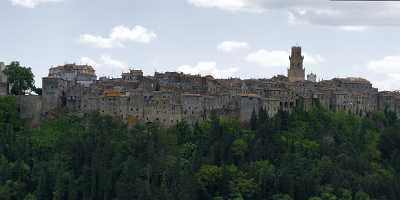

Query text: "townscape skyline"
[2, 0, 400, 90]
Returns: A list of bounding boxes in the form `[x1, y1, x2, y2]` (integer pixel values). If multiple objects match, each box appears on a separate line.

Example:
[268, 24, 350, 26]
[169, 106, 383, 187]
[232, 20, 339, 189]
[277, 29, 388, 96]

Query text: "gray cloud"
[189, 0, 400, 28]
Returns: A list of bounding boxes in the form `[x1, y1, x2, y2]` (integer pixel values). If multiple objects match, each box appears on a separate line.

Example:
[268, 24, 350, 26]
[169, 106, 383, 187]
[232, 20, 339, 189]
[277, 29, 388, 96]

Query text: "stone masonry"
[8, 46, 400, 126]
[0, 62, 7, 96]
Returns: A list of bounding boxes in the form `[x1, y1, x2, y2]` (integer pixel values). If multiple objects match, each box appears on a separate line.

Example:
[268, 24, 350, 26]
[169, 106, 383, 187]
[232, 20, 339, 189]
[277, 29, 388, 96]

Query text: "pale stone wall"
[0, 62, 7, 83]
[49, 64, 96, 82]
[0, 62, 7, 96]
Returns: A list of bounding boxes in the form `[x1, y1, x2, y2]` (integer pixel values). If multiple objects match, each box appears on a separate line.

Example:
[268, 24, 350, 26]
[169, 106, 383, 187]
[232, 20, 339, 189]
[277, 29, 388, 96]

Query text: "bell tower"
[288, 46, 305, 82]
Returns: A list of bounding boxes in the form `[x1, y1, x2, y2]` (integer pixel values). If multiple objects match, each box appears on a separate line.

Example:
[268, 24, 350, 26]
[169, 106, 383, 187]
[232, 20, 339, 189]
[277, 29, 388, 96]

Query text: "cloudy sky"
[1, 0, 400, 90]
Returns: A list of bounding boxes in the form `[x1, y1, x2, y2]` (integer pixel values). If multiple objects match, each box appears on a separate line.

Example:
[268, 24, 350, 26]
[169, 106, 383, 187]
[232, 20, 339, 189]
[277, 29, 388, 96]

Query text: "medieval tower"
[288, 46, 305, 82]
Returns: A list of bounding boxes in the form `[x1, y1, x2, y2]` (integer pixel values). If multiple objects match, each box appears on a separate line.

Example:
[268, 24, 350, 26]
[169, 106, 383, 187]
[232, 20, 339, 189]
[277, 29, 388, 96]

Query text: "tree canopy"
[1, 96, 400, 200]
[4, 61, 35, 95]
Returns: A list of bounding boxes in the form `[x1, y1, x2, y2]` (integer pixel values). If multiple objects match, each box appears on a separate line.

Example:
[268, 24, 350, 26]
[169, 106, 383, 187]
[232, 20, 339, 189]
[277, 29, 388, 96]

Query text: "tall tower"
[288, 46, 305, 82]
[0, 62, 7, 83]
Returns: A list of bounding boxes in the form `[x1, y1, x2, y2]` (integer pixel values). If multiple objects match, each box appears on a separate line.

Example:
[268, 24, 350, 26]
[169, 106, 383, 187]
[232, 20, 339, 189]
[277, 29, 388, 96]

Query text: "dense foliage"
[4, 61, 35, 95]
[1, 96, 400, 200]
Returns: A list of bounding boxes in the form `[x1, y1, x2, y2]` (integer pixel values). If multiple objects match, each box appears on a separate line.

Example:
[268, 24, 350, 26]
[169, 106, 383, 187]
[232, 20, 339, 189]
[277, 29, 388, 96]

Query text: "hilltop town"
[1, 46, 399, 126]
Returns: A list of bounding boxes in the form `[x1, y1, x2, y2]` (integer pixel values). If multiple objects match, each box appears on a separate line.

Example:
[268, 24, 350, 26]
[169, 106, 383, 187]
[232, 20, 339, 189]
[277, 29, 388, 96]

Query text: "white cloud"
[367, 56, 400, 90]
[339, 26, 368, 32]
[246, 50, 289, 67]
[177, 61, 238, 78]
[80, 57, 99, 67]
[218, 41, 249, 52]
[246, 49, 324, 67]
[10, 0, 62, 8]
[188, 0, 400, 28]
[110, 26, 157, 43]
[99, 55, 129, 71]
[79, 55, 129, 77]
[368, 56, 400, 74]
[79, 35, 115, 49]
[79, 25, 157, 49]
[188, 0, 263, 12]
[303, 53, 325, 65]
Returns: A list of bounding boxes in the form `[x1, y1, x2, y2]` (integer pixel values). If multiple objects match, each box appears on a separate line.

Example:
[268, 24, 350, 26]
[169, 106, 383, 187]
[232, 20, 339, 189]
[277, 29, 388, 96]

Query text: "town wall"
[16, 95, 42, 127]
[4, 47, 400, 127]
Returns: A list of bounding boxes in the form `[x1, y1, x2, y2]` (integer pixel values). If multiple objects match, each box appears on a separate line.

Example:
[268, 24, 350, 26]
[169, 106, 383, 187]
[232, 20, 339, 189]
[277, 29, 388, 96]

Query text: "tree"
[4, 61, 35, 95]
[196, 165, 223, 197]
[231, 139, 248, 163]
[0, 95, 399, 200]
[355, 191, 370, 200]
[272, 193, 293, 200]
[250, 108, 257, 131]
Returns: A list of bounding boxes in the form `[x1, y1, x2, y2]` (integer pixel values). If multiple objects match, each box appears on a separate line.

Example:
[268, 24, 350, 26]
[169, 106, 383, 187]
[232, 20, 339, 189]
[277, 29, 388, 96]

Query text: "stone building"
[0, 62, 7, 96]
[11, 46, 400, 127]
[288, 46, 305, 82]
[378, 91, 400, 113]
[122, 69, 143, 81]
[48, 64, 97, 86]
[42, 64, 97, 114]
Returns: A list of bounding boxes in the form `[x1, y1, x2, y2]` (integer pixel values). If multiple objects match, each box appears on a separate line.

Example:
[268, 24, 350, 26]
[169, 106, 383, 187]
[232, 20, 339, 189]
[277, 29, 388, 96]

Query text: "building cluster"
[2, 46, 400, 126]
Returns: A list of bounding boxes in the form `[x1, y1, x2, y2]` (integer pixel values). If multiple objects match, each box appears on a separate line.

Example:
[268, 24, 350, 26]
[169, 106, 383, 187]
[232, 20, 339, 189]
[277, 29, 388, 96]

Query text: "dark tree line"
[1, 96, 400, 200]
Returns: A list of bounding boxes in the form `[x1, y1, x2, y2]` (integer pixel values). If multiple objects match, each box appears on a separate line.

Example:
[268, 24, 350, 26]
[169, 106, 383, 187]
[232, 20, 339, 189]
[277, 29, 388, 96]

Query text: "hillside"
[1, 96, 400, 200]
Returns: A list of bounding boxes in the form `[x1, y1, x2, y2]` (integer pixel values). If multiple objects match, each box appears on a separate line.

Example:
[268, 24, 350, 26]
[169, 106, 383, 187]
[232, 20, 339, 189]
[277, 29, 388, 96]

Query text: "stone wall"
[240, 94, 262, 122]
[16, 95, 42, 127]
[0, 62, 7, 83]
[0, 62, 7, 96]
[40, 71, 400, 127]
[0, 83, 7, 96]
[42, 77, 69, 113]
[30, 59, 400, 127]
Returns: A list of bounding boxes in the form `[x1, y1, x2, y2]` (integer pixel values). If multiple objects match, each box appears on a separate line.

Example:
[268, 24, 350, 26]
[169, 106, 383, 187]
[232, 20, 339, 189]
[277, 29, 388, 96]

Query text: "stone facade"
[0, 62, 7, 96]
[48, 64, 96, 87]
[16, 95, 42, 127]
[9, 47, 400, 127]
[38, 63, 389, 126]
[288, 46, 305, 82]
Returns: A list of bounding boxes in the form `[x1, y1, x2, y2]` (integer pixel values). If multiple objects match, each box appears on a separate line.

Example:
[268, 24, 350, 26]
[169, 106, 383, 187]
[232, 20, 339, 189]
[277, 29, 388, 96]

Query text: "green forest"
[1, 96, 400, 200]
